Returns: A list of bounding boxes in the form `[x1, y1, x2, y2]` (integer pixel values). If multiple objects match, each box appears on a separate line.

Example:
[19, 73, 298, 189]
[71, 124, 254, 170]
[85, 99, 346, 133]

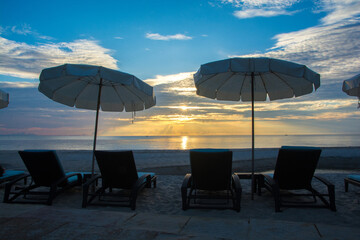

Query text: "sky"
[0, 0, 360, 137]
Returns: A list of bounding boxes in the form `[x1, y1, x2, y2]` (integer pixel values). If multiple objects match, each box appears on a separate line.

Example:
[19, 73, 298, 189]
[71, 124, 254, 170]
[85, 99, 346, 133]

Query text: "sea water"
[0, 134, 359, 151]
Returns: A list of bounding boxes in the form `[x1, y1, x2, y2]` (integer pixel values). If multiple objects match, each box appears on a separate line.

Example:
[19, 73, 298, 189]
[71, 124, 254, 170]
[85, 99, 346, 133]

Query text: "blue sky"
[0, 0, 360, 136]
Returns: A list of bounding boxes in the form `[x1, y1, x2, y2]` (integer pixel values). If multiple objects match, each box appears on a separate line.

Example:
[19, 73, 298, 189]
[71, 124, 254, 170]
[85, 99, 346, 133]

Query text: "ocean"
[0, 134, 359, 151]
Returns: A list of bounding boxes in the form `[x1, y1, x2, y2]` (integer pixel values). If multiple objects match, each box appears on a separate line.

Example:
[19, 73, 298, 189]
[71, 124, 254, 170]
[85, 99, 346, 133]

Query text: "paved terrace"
[1, 199, 360, 240]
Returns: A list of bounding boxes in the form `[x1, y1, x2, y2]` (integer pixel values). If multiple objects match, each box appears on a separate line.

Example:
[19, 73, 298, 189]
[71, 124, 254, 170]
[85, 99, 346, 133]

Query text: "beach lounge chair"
[181, 149, 241, 212]
[82, 150, 157, 210]
[3, 150, 82, 205]
[345, 175, 360, 192]
[0, 169, 26, 186]
[262, 146, 336, 212]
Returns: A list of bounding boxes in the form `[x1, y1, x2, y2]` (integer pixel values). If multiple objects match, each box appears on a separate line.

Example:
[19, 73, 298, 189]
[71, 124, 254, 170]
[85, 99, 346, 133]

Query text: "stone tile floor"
[1, 203, 359, 240]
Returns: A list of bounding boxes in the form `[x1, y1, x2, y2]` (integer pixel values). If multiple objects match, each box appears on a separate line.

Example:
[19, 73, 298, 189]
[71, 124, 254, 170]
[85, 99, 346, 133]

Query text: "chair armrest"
[181, 173, 192, 211]
[262, 174, 281, 212]
[314, 175, 334, 187]
[232, 174, 242, 190]
[53, 173, 82, 188]
[263, 174, 276, 187]
[314, 175, 336, 211]
[134, 174, 150, 189]
[4, 173, 30, 187]
[83, 175, 101, 189]
[232, 174, 242, 212]
[181, 173, 192, 190]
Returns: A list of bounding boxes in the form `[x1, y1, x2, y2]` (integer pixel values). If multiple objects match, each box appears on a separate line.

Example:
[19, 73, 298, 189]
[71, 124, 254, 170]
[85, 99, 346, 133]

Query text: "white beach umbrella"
[0, 89, 9, 109]
[39, 64, 156, 174]
[342, 73, 360, 108]
[194, 57, 320, 199]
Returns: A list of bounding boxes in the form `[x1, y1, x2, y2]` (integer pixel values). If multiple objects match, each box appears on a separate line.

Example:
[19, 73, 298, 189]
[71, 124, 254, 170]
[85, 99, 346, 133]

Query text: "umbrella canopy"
[39, 64, 156, 111]
[194, 57, 320, 198]
[0, 89, 9, 109]
[39, 64, 156, 174]
[342, 73, 360, 108]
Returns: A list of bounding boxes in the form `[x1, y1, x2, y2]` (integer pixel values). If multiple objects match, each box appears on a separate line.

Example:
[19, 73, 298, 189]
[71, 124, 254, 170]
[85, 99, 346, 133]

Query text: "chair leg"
[273, 185, 281, 212]
[130, 201, 136, 210]
[82, 185, 89, 208]
[153, 177, 157, 188]
[181, 187, 188, 210]
[344, 179, 349, 192]
[235, 187, 241, 212]
[129, 188, 139, 210]
[145, 176, 151, 188]
[47, 186, 58, 206]
[257, 175, 264, 196]
[3, 182, 11, 203]
[328, 184, 336, 211]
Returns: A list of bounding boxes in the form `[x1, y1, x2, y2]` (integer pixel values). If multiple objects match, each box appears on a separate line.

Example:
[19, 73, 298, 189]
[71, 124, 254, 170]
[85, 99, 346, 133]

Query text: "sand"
[1, 147, 360, 231]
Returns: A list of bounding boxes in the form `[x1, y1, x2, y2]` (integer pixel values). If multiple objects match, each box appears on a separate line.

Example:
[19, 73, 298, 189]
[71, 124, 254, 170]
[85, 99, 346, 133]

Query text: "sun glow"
[181, 136, 188, 149]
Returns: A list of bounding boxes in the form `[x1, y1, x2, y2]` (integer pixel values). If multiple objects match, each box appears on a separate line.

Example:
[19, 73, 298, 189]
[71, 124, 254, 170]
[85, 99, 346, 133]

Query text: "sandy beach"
[1, 147, 360, 239]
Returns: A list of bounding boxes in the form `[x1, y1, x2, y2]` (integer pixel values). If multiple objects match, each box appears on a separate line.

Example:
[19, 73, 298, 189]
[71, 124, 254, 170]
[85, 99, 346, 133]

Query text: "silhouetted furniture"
[262, 146, 336, 212]
[82, 150, 157, 210]
[235, 173, 263, 195]
[0, 170, 26, 185]
[181, 149, 241, 212]
[4, 150, 82, 205]
[345, 175, 360, 192]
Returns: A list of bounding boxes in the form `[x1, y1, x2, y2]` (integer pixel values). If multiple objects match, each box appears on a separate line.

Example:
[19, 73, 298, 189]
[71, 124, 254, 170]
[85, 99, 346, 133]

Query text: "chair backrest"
[273, 146, 322, 190]
[18, 150, 66, 187]
[94, 150, 139, 189]
[190, 149, 233, 191]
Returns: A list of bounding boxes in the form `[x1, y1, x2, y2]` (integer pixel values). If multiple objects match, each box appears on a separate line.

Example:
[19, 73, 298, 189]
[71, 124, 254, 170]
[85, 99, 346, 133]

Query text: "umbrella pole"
[251, 72, 255, 200]
[91, 78, 103, 176]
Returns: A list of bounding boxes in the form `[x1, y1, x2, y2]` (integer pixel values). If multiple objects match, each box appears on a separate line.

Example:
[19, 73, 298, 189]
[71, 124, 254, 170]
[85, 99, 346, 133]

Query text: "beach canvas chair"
[345, 175, 360, 192]
[181, 149, 241, 212]
[82, 150, 157, 210]
[262, 146, 336, 212]
[4, 150, 82, 205]
[0, 169, 26, 186]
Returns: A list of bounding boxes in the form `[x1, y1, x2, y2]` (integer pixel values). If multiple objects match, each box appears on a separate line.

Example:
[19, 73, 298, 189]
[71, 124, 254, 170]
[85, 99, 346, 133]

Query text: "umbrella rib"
[124, 85, 146, 108]
[239, 73, 247, 100]
[113, 84, 126, 108]
[258, 73, 268, 100]
[114, 84, 146, 110]
[196, 73, 220, 88]
[215, 72, 235, 97]
[45, 78, 76, 97]
[271, 71, 295, 97]
[72, 76, 98, 106]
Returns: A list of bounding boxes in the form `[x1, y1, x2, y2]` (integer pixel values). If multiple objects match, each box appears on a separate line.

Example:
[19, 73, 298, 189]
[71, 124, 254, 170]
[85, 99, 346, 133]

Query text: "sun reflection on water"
[181, 136, 188, 149]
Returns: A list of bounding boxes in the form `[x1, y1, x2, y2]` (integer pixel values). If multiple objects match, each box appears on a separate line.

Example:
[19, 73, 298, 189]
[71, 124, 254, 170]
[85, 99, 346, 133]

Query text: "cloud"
[230, 0, 360, 84]
[0, 36, 118, 79]
[221, 0, 299, 8]
[221, 0, 300, 18]
[11, 24, 32, 35]
[0, 82, 37, 88]
[233, 8, 296, 18]
[145, 33, 192, 41]
[0, 126, 91, 136]
[5, 24, 54, 40]
[145, 72, 194, 86]
[318, 0, 360, 24]
[114, 36, 124, 40]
